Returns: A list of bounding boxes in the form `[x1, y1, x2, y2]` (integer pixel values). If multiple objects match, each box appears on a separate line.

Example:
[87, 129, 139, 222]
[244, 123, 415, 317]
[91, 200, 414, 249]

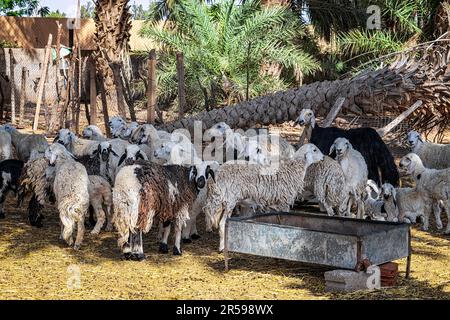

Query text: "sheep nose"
[211, 136, 216, 143]
[57, 140, 64, 145]
[383, 194, 390, 200]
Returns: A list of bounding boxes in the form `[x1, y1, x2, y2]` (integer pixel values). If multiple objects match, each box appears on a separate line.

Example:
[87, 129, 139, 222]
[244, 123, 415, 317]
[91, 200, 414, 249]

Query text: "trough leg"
[224, 219, 229, 272]
[406, 227, 412, 279]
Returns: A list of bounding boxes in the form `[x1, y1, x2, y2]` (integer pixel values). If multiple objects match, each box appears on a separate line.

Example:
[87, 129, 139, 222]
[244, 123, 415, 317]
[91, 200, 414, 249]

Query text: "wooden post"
[246, 42, 251, 101]
[377, 100, 423, 137]
[323, 97, 346, 128]
[147, 49, 157, 124]
[19, 67, 26, 126]
[33, 33, 53, 132]
[89, 58, 97, 125]
[98, 74, 111, 137]
[176, 52, 186, 119]
[9, 49, 16, 124]
[49, 21, 63, 133]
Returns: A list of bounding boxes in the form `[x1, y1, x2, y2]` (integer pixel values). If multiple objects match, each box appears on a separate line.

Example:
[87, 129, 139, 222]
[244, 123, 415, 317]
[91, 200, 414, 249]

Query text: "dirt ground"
[0, 194, 449, 300]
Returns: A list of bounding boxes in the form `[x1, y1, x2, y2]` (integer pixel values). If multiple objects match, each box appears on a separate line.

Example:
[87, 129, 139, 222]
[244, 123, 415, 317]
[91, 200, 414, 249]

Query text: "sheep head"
[82, 125, 103, 140]
[189, 161, 219, 189]
[54, 129, 75, 147]
[118, 145, 148, 166]
[330, 137, 352, 158]
[45, 143, 75, 166]
[204, 122, 231, 141]
[295, 109, 316, 128]
[295, 143, 324, 166]
[399, 153, 424, 176]
[407, 130, 423, 151]
[240, 139, 271, 166]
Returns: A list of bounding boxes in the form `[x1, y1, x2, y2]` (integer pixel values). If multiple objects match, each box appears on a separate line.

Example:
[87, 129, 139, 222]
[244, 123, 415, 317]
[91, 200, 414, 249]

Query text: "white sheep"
[407, 131, 450, 169]
[3, 124, 49, 162]
[399, 153, 450, 234]
[381, 183, 434, 228]
[203, 143, 324, 252]
[330, 137, 368, 219]
[45, 143, 90, 249]
[82, 125, 107, 141]
[300, 155, 351, 217]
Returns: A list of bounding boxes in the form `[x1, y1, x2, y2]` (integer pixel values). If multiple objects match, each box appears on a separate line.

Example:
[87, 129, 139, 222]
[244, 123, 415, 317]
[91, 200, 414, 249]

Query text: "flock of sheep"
[0, 108, 448, 261]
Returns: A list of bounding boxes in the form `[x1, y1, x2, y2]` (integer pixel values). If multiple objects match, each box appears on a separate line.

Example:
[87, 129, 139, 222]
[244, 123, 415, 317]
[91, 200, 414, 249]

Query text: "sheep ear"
[110, 148, 119, 157]
[137, 152, 145, 160]
[329, 144, 335, 155]
[310, 115, 316, 128]
[118, 153, 127, 166]
[207, 166, 216, 183]
[418, 136, 423, 143]
[52, 135, 59, 144]
[69, 132, 75, 143]
[305, 152, 314, 164]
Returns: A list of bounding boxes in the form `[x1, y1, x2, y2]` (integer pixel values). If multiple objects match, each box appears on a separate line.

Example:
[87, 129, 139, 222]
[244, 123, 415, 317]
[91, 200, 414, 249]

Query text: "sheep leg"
[60, 215, 74, 247]
[218, 207, 232, 253]
[90, 205, 106, 235]
[158, 223, 171, 254]
[73, 217, 85, 250]
[190, 216, 200, 239]
[105, 204, 114, 231]
[321, 201, 335, 216]
[421, 212, 430, 231]
[443, 201, 450, 235]
[130, 231, 145, 261]
[433, 201, 443, 230]
[173, 221, 183, 255]
[157, 222, 164, 241]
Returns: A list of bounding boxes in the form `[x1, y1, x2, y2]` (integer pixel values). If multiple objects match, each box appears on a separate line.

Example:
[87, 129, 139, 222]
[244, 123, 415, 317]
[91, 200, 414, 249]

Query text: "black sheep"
[295, 109, 399, 187]
[0, 159, 25, 218]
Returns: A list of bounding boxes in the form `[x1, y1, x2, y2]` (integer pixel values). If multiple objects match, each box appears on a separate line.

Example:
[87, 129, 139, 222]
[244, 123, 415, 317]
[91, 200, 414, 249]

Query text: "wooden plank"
[89, 57, 97, 125]
[147, 49, 156, 124]
[33, 33, 53, 132]
[322, 97, 346, 128]
[377, 100, 423, 137]
[176, 52, 186, 120]
[18, 67, 26, 126]
[9, 49, 16, 124]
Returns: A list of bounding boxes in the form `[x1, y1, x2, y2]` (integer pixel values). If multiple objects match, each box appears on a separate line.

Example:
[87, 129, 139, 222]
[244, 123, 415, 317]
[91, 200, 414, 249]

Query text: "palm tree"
[142, 0, 319, 112]
[93, 0, 132, 119]
[158, 41, 450, 139]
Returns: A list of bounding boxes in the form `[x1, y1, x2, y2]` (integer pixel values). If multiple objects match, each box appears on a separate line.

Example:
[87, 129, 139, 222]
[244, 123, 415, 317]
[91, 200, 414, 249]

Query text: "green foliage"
[80, 1, 95, 19]
[141, 0, 319, 112]
[0, 0, 48, 16]
[45, 9, 66, 18]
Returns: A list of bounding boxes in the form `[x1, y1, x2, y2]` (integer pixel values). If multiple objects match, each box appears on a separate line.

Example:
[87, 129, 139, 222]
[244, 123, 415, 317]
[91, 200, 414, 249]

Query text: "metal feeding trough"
[224, 212, 411, 277]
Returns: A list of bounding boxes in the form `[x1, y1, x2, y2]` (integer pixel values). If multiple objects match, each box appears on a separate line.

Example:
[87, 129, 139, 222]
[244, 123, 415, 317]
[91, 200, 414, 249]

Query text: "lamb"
[300, 155, 351, 217]
[153, 139, 200, 166]
[381, 183, 434, 227]
[399, 153, 450, 234]
[363, 180, 386, 221]
[203, 143, 324, 252]
[407, 131, 450, 169]
[181, 160, 220, 242]
[295, 109, 399, 187]
[0, 126, 12, 160]
[45, 143, 90, 249]
[113, 161, 198, 260]
[82, 125, 107, 141]
[330, 138, 368, 219]
[0, 159, 24, 219]
[3, 124, 49, 162]
[88, 175, 113, 235]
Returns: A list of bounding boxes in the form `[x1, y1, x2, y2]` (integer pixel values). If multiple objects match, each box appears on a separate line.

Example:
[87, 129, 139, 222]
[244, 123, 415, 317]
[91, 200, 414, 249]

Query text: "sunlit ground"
[0, 195, 448, 300]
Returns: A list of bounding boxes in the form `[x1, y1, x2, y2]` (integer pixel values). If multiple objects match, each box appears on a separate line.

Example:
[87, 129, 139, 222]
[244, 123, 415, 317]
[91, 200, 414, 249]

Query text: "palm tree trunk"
[158, 44, 450, 136]
[93, 0, 132, 119]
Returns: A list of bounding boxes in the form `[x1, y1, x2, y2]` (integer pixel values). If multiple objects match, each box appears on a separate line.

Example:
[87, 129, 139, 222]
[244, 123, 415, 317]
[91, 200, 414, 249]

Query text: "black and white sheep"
[295, 109, 399, 187]
[113, 160, 198, 260]
[0, 159, 24, 219]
